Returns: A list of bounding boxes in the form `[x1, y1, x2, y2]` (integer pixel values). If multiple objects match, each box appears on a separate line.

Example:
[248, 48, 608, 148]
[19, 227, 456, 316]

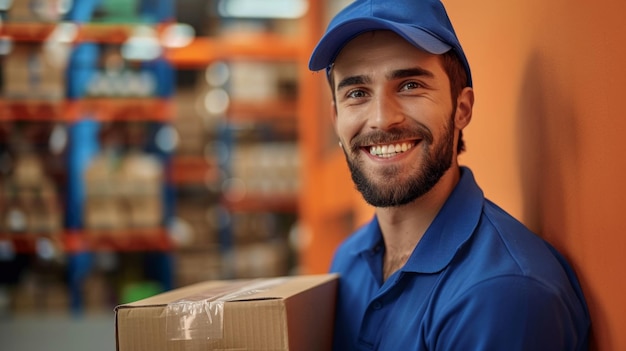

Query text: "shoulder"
[425, 200, 590, 349]
[478, 200, 577, 279]
[454, 199, 586, 303]
[477, 199, 562, 275]
[429, 274, 589, 350]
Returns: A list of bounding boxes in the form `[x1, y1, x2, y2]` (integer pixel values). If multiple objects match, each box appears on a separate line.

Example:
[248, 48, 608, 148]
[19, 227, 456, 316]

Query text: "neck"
[377, 166, 461, 280]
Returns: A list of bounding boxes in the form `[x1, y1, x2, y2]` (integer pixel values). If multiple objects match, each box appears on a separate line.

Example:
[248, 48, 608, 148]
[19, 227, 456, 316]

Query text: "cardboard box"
[115, 274, 338, 351]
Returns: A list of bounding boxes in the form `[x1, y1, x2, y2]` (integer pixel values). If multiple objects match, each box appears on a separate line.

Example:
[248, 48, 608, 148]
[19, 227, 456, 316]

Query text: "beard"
[343, 113, 456, 208]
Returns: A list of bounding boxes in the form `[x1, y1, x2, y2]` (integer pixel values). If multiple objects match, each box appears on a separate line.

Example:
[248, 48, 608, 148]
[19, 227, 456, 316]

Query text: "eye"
[346, 89, 368, 99]
[400, 81, 422, 91]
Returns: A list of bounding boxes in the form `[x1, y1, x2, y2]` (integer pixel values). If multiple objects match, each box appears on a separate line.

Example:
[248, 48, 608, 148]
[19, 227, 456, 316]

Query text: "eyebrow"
[388, 67, 435, 81]
[336, 75, 370, 91]
[335, 67, 435, 91]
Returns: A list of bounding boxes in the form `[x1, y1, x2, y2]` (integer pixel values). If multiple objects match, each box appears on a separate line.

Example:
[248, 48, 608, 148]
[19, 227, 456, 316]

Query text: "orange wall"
[301, 1, 625, 348]
[444, 0, 626, 349]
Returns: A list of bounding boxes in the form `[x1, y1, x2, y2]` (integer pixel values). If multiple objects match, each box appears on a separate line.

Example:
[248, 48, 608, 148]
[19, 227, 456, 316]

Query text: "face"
[331, 31, 471, 207]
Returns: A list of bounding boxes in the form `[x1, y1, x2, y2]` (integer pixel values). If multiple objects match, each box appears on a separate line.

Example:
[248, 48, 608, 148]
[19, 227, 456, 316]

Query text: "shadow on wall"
[516, 51, 601, 350]
[516, 48, 590, 251]
[516, 51, 577, 242]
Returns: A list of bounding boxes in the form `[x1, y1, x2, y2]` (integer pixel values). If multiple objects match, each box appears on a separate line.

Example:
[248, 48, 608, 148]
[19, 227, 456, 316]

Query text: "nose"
[370, 92, 405, 130]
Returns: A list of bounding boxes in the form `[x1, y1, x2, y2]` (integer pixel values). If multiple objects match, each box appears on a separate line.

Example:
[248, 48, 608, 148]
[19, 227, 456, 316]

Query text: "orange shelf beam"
[65, 98, 174, 122]
[223, 193, 298, 213]
[0, 22, 56, 42]
[64, 229, 173, 253]
[0, 233, 63, 254]
[74, 23, 139, 44]
[165, 34, 302, 68]
[0, 99, 66, 121]
[0, 22, 172, 44]
[170, 155, 218, 185]
[0, 98, 173, 122]
[0, 229, 173, 254]
[227, 99, 298, 121]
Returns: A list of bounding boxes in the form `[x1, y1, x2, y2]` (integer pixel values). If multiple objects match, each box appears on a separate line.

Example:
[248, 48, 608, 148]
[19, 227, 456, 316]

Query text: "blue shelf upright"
[63, 0, 176, 313]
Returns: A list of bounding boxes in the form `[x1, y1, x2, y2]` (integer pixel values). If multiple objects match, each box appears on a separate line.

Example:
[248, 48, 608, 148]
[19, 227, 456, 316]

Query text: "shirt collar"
[406, 167, 484, 273]
[353, 167, 484, 274]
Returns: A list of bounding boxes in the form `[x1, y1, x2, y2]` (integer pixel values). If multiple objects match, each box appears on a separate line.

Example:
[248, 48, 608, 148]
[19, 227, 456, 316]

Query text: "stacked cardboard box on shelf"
[227, 212, 293, 278]
[228, 61, 298, 102]
[229, 142, 300, 197]
[84, 151, 164, 232]
[1, 153, 63, 235]
[2, 43, 66, 100]
[172, 202, 221, 248]
[9, 266, 69, 314]
[6, 0, 68, 22]
[82, 272, 114, 313]
[171, 89, 208, 155]
[174, 248, 223, 287]
[231, 241, 291, 278]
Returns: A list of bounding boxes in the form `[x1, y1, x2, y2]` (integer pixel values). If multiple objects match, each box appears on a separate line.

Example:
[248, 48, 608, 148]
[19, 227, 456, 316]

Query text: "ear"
[454, 87, 474, 130]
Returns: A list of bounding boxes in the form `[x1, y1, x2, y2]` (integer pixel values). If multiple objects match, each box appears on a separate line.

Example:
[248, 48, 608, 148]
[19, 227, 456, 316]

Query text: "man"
[308, 0, 591, 350]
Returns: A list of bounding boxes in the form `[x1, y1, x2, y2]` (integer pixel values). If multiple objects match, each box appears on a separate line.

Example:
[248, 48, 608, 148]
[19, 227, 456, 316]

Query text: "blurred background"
[1, 0, 626, 350]
[0, 0, 351, 349]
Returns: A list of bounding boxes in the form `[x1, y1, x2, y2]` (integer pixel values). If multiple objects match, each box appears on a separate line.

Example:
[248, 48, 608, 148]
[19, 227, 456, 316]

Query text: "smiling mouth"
[368, 141, 418, 158]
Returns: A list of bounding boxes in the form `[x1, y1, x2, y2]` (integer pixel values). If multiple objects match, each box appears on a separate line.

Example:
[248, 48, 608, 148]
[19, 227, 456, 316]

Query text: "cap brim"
[308, 18, 452, 71]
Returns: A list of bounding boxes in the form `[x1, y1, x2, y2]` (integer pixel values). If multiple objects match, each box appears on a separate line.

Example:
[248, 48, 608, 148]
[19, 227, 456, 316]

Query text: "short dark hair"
[329, 49, 469, 154]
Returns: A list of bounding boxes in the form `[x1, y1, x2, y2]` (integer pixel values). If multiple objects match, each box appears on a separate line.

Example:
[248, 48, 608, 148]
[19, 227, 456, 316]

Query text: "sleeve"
[429, 275, 585, 351]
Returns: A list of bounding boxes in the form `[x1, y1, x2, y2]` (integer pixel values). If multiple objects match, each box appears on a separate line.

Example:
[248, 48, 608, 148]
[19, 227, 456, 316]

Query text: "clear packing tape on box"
[164, 277, 289, 341]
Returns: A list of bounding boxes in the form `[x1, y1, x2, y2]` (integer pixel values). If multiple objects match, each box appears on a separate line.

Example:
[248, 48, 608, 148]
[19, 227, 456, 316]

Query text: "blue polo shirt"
[330, 167, 590, 350]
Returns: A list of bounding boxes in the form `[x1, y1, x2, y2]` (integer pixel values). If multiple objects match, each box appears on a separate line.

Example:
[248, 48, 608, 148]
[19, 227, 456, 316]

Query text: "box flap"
[115, 280, 236, 309]
[115, 274, 338, 351]
[228, 274, 338, 301]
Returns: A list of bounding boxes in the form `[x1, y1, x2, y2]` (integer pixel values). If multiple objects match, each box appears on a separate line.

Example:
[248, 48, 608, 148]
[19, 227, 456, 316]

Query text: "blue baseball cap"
[308, 0, 472, 87]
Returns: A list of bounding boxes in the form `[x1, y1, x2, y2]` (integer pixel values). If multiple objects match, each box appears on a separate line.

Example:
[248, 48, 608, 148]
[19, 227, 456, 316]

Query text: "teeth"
[369, 142, 414, 158]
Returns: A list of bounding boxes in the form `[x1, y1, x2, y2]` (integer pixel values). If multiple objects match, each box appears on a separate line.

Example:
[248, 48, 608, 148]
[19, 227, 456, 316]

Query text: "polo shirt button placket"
[357, 299, 385, 349]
